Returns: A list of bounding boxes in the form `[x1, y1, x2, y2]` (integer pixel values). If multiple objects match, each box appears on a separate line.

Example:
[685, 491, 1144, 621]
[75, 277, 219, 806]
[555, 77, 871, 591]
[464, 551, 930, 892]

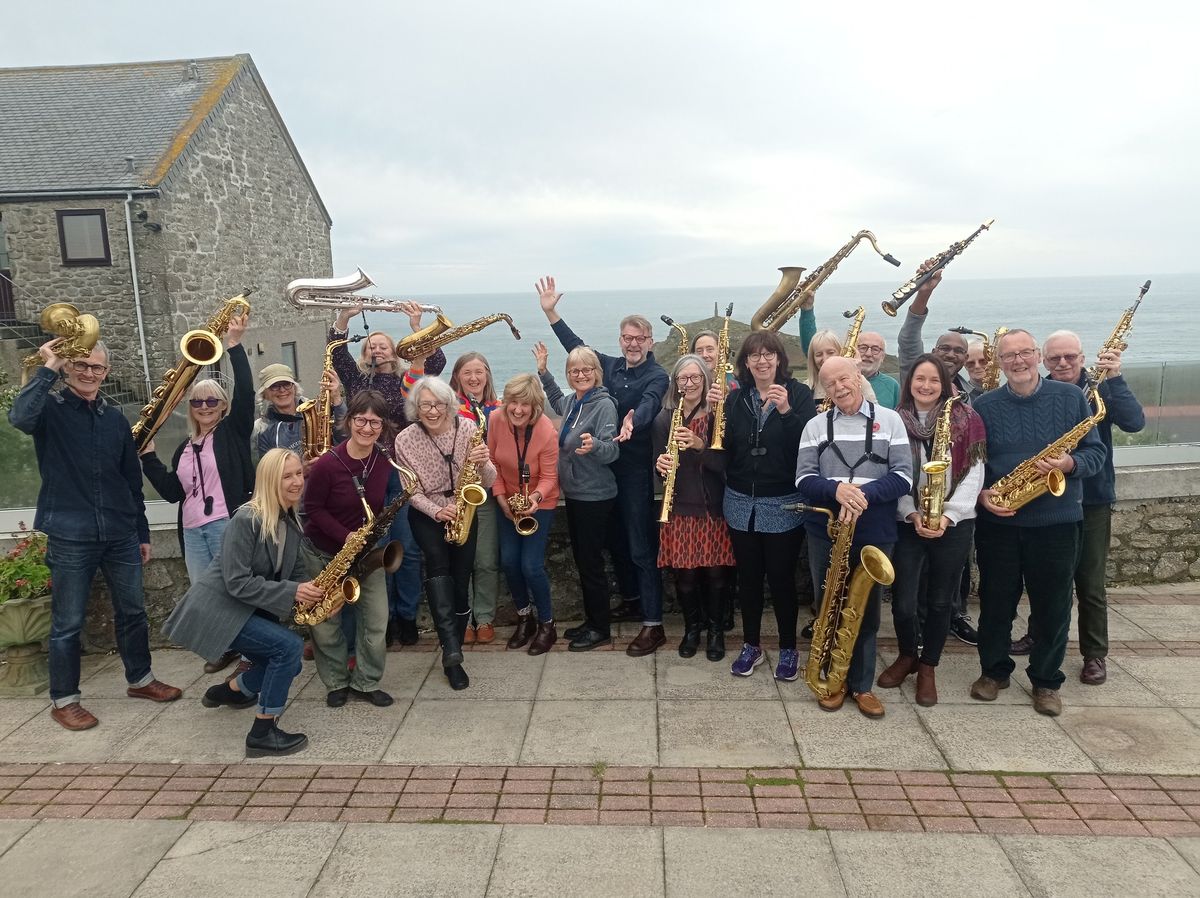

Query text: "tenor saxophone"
[1085, 280, 1150, 408]
[816, 307, 867, 413]
[445, 424, 489, 546]
[657, 394, 686, 524]
[882, 220, 993, 317]
[710, 303, 734, 450]
[920, 395, 962, 529]
[752, 230, 900, 332]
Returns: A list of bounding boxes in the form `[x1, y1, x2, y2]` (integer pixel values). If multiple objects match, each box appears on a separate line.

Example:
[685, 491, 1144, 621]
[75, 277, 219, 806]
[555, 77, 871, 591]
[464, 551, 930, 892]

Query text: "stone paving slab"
[664, 828, 845, 896]
[998, 835, 1200, 896]
[520, 700, 658, 766]
[658, 699, 799, 767]
[831, 831, 1030, 896]
[916, 705, 1098, 773]
[383, 699, 531, 766]
[1057, 707, 1200, 775]
[488, 825, 664, 897]
[784, 700, 947, 771]
[1115, 655, 1200, 706]
[537, 652, 656, 701]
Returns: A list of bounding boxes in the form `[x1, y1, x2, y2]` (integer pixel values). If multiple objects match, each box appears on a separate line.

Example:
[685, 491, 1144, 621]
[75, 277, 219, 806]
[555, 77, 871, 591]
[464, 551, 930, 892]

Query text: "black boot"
[722, 576, 736, 632]
[397, 617, 419, 645]
[385, 616, 398, 648]
[677, 587, 702, 659]
[445, 664, 470, 691]
[425, 576, 463, 667]
[706, 584, 726, 662]
[245, 720, 308, 758]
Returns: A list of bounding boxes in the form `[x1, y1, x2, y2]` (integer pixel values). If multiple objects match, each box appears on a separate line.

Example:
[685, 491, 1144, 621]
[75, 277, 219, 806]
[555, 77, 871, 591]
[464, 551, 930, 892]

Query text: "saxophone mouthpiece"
[724, 303, 734, 317]
[1141, 280, 1152, 293]
[661, 315, 676, 327]
[509, 323, 522, 340]
[882, 254, 901, 267]
[781, 502, 814, 513]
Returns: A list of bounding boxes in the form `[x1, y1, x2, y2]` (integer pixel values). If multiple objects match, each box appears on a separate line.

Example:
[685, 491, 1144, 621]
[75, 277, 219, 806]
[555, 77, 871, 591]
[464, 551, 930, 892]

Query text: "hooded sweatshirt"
[540, 371, 620, 500]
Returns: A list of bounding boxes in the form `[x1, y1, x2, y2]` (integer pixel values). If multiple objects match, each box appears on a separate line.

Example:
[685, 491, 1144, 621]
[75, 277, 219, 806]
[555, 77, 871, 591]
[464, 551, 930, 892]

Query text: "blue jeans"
[498, 509, 555, 622]
[386, 483, 423, 622]
[228, 612, 304, 716]
[182, 517, 229, 583]
[611, 460, 663, 622]
[45, 534, 153, 706]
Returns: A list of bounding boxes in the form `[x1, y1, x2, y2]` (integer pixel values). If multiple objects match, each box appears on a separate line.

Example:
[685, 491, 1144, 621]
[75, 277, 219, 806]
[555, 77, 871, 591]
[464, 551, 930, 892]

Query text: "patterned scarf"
[898, 399, 987, 493]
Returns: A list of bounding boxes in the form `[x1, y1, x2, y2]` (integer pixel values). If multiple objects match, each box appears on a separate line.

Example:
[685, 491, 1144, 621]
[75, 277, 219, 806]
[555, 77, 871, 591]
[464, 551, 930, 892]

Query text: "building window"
[56, 210, 112, 266]
[281, 342, 299, 380]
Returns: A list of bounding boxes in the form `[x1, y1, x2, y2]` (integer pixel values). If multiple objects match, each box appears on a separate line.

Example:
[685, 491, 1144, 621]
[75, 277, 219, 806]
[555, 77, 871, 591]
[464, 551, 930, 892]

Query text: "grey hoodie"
[540, 372, 620, 501]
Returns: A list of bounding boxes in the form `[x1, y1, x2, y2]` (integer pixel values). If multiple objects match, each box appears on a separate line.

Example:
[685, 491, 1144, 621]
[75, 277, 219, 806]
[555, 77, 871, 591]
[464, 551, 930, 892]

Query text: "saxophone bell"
[514, 514, 539, 536]
[460, 483, 488, 507]
[179, 329, 223, 366]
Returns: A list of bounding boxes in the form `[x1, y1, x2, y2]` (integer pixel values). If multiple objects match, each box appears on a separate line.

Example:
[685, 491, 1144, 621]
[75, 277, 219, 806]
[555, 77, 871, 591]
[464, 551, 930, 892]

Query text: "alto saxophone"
[507, 476, 539, 536]
[786, 504, 894, 700]
[445, 424, 489, 546]
[657, 393, 686, 524]
[920, 395, 962, 529]
[882, 219, 993, 317]
[710, 303, 734, 450]
[752, 230, 900, 332]
[1085, 280, 1150, 408]
[988, 392, 1106, 513]
[817, 307, 867, 413]
[298, 337, 351, 461]
[132, 289, 253, 452]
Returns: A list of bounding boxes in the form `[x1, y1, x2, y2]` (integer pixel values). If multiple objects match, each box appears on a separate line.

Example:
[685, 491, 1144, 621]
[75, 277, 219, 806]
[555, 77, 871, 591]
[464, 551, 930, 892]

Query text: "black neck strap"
[819, 401, 888, 483]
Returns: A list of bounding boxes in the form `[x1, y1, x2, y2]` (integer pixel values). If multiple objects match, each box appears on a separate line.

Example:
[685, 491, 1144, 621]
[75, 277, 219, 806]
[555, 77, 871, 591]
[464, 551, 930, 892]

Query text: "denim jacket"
[8, 367, 150, 543]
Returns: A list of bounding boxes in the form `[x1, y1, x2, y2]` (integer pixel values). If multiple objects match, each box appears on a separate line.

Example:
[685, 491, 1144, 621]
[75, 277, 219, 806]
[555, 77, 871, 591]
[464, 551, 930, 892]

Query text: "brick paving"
[2, 761, 1199, 835]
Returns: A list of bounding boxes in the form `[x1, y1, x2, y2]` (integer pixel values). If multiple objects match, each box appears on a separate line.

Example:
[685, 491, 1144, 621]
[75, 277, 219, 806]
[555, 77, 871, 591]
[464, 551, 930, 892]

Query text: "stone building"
[0, 54, 333, 399]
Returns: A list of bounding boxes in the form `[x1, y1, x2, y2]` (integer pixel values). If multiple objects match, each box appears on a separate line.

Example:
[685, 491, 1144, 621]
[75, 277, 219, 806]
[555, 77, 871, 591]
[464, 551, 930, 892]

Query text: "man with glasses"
[855, 331, 900, 409]
[1006, 331, 1144, 684]
[9, 342, 182, 730]
[538, 276, 670, 655]
[971, 329, 1106, 716]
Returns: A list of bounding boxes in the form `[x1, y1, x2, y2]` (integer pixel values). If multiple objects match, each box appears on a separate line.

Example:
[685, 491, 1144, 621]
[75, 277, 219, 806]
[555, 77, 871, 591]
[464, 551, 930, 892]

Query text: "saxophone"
[398, 313, 522, 362]
[507, 479, 539, 536]
[752, 230, 900, 332]
[131, 290, 253, 452]
[445, 424, 489, 546]
[882, 220, 993, 317]
[951, 326, 1008, 392]
[988, 392, 1106, 513]
[816, 307, 867, 413]
[786, 504, 894, 700]
[710, 303, 734, 450]
[297, 337, 360, 461]
[660, 315, 689, 355]
[657, 394, 686, 524]
[920, 395, 962, 529]
[21, 303, 101, 382]
[1085, 280, 1150, 408]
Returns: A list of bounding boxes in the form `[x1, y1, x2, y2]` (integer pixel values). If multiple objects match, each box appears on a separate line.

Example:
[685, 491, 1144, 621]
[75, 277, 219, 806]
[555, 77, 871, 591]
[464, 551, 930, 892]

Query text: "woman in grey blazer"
[163, 448, 324, 757]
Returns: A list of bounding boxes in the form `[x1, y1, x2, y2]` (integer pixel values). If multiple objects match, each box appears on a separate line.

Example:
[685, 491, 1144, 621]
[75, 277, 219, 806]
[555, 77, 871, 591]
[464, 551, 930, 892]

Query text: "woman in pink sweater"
[487, 374, 561, 655]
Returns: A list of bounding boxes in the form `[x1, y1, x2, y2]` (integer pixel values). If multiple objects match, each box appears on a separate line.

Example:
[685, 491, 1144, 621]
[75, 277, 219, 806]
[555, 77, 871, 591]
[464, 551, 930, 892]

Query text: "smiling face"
[506, 399, 534, 427]
[675, 361, 706, 406]
[567, 362, 597, 395]
[365, 333, 397, 373]
[747, 344, 780, 385]
[265, 380, 297, 413]
[692, 335, 719, 371]
[278, 453, 305, 509]
[189, 387, 227, 433]
[856, 332, 885, 378]
[63, 347, 109, 402]
[416, 387, 452, 433]
[819, 356, 863, 414]
[812, 339, 839, 371]
[909, 360, 944, 411]
[619, 325, 653, 367]
[1043, 334, 1085, 385]
[347, 408, 384, 452]
[965, 343, 988, 385]
[933, 332, 969, 377]
[997, 331, 1041, 395]
[457, 359, 490, 399]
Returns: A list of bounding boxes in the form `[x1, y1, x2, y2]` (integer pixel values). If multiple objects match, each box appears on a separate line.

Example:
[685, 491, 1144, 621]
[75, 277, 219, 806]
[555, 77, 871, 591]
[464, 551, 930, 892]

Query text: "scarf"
[898, 399, 987, 494]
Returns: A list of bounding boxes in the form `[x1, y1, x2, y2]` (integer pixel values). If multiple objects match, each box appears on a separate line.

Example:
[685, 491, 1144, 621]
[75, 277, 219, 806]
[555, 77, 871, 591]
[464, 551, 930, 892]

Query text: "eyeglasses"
[267, 381, 294, 391]
[189, 398, 222, 408]
[620, 334, 650, 345]
[857, 344, 885, 355]
[417, 401, 449, 412]
[998, 348, 1039, 364]
[68, 361, 109, 376]
[567, 367, 595, 377]
[1045, 354, 1082, 365]
[748, 351, 777, 362]
[351, 416, 383, 430]
[676, 374, 704, 385]
[934, 344, 968, 356]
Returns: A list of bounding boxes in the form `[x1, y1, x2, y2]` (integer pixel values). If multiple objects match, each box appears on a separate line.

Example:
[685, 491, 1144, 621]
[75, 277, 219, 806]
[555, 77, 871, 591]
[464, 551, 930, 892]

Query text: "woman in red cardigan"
[487, 373, 561, 655]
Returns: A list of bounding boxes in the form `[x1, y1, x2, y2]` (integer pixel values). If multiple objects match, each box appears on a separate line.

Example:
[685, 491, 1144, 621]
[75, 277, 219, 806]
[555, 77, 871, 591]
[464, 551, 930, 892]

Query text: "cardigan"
[487, 409, 561, 511]
[394, 418, 498, 520]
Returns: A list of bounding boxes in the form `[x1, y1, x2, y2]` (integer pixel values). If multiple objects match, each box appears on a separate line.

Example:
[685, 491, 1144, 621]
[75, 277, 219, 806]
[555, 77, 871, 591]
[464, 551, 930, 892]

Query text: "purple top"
[329, 327, 446, 432]
[303, 441, 392, 555]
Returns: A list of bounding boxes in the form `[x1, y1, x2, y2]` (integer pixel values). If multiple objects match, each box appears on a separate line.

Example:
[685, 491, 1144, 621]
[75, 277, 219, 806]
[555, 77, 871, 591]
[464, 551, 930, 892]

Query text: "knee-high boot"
[677, 581, 703, 659]
[425, 576, 463, 667]
[706, 578, 726, 662]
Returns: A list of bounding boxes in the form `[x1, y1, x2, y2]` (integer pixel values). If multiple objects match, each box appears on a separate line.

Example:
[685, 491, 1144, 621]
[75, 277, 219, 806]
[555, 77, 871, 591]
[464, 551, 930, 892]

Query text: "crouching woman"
[162, 448, 323, 757]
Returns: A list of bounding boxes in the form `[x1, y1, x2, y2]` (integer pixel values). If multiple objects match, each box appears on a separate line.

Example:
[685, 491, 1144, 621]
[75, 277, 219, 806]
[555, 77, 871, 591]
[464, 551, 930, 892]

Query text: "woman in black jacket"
[710, 330, 816, 682]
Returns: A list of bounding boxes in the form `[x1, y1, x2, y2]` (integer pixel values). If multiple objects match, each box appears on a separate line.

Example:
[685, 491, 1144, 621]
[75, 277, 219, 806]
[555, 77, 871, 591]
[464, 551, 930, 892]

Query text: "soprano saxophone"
[816, 307, 867, 413]
[660, 315, 689, 355]
[445, 424, 488, 546]
[882, 219, 993, 317]
[1085, 280, 1150, 408]
[657, 394, 686, 524]
[709, 303, 734, 450]
[919, 395, 962, 529]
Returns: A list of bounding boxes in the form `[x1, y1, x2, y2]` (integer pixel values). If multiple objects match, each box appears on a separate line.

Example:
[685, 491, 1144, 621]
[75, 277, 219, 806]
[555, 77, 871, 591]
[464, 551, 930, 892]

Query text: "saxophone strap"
[512, 423, 533, 484]
[420, 417, 462, 497]
[818, 401, 888, 483]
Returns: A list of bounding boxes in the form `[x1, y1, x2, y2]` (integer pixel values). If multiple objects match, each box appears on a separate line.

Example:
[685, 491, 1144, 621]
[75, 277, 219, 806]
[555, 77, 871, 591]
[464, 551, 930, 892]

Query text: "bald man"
[855, 331, 900, 409]
[897, 265, 983, 402]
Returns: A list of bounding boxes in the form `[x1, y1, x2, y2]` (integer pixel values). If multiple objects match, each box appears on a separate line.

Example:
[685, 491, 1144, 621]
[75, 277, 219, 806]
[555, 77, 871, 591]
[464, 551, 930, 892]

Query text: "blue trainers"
[730, 644, 764, 677]
[774, 648, 801, 682]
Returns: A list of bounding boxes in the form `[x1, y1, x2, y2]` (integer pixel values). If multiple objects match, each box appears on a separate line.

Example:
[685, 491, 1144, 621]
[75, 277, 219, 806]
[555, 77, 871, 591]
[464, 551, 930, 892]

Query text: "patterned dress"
[657, 412, 735, 569]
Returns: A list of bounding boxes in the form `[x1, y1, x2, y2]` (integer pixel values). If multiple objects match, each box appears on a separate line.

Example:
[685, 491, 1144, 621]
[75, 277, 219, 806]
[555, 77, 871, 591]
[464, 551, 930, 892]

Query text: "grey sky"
[4, 1, 1197, 293]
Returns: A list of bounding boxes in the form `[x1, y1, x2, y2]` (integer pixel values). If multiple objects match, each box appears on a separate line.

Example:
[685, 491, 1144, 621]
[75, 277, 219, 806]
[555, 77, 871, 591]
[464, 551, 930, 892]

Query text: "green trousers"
[310, 560, 389, 693]
[1074, 503, 1112, 660]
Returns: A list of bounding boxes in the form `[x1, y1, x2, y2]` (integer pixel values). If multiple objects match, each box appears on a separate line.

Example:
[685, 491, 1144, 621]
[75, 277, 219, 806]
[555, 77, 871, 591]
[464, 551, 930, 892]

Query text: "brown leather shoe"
[528, 621, 557, 656]
[507, 615, 537, 650]
[1081, 657, 1107, 685]
[852, 691, 886, 718]
[463, 624, 477, 646]
[818, 687, 846, 712]
[969, 675, 1010, 702]
[915, 663, 938, 707]
[475, 622, 495, 645]
[1032, 687, 1062, 717]
[203, 650, 240, 675]
[877, 654, 918, 689]
[626, 625, 666, 657]
[127, 680, 183, 703]
[50, 703, 99, 731]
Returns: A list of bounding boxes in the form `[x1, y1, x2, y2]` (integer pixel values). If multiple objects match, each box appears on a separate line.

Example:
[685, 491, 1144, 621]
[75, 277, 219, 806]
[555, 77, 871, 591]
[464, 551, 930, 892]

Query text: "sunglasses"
[189, 398, 222, 408]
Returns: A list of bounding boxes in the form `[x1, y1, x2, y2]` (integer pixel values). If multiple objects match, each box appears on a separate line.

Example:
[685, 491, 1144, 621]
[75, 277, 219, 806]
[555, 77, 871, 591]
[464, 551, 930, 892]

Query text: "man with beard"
[855, 330, 900, 409]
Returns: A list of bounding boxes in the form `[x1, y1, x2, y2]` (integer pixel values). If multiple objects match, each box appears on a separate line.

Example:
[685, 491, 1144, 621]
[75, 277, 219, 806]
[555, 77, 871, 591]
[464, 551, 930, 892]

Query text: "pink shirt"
[179, 435, 230, 528]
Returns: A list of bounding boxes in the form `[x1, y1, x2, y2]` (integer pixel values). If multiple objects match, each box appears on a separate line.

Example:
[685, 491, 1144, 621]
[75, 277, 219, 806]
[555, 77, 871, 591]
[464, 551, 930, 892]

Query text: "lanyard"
[190, 431, 214, 516]
[421, 417, 461, 497]
[744, 389, 774, 457]
[559, 388, 596, 447]
[512, 423, 533, 486]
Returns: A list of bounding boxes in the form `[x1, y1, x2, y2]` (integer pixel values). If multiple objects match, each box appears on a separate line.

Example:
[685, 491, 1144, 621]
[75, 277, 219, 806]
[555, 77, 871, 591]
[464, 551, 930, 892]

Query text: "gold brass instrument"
[785, 503, 894, 700]
[950, 325, 1008, 392]
[752, 230, 900, 332]
[882, 219, 993, 317]
[660, 315, 688, 354]
[657, 393, 685, 524]
[919, 395, 962, 529]
[988, 392, 1106, 512]
[710, 303, 734, 450]
[816, 307, 867, 413]
[298, 338, 347, 462]
[21, 303, 101, 379]
[1086, 280, 1150, 408]
[508, 480, 539, 537]
[397, 312, 521, 362]
[445, 424, 489, 546]
[131, 290, 253, 452]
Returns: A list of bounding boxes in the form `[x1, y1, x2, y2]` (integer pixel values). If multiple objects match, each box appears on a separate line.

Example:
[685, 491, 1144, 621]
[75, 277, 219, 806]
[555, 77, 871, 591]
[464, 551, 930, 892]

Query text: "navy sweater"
[1073, 373, 1145, 506]
[973, 378, 1107, 527]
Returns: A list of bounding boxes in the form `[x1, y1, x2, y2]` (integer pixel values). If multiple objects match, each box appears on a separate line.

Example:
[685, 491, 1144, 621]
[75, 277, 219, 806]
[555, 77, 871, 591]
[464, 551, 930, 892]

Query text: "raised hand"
[397, 301, 425, 333]
[225, 312, 249, 347]
[334, 302, 364, 332]
[614, 409, 635, 443]
[765, 383, 791, 415]
[537, 276, 563, 323]
[532, 341, 549, 374]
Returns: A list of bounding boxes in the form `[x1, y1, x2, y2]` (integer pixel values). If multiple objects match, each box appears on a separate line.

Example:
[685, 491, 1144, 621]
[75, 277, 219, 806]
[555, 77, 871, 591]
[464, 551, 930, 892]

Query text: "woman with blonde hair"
[487, 373, 561, 654]
[806, 329, 876, 408]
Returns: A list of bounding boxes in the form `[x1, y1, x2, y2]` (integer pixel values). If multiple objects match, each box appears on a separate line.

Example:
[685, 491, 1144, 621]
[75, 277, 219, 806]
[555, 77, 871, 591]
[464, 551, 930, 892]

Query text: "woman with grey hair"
[653, 354, 734, 661]
[395, 376, 497, 690]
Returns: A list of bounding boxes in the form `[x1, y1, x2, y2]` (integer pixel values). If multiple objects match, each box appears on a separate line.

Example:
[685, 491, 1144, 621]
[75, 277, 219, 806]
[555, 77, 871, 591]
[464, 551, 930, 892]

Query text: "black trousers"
[566, 496, 616, 635]
[409, 506, 477, 619]
[891, 520, 975, 666]
[728, 525, 803, 650]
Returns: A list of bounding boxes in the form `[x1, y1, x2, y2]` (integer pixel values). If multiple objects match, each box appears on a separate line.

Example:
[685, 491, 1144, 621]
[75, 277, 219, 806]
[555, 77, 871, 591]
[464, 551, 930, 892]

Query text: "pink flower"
[14, 579, 27, 587]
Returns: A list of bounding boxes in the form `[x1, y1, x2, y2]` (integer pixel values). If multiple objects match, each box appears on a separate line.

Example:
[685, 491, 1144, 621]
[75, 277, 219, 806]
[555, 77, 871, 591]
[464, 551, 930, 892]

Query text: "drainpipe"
[124, 192, 153, 397]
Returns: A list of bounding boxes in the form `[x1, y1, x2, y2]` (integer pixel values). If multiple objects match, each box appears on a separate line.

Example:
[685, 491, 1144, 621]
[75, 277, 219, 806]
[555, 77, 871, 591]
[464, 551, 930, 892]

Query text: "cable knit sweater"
[394, 418, 497, 521]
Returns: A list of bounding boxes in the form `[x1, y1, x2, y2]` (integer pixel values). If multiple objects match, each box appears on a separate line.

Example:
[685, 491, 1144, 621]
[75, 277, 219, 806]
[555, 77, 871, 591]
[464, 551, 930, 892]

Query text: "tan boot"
[876, 654, 919, 689]
[915, 662, 938, 707]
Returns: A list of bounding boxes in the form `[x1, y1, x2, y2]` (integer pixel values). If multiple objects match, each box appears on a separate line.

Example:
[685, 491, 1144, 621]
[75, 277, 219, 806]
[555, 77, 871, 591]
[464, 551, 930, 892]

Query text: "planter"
[0, 592, 52, 696]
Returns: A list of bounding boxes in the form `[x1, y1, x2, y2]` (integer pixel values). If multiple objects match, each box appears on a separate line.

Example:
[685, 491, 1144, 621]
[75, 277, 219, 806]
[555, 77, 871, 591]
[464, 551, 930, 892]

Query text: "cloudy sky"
[5, 1, 1197, 293]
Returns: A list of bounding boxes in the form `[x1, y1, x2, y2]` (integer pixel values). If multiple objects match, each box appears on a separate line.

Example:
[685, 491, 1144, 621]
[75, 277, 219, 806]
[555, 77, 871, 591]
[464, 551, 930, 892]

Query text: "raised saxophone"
[298, 337, 352, 461]
[920, 395, 962, 529]
[132, 289, 253, 452]
[657, 394, 686, 524]
[882, 219, 993, 317]
[710, 303, 734, 450]
[445, 424, 488, 546]
[1085, 280, 1150, 408]
[817, 307, 867, 413]
[752, 230, 900, 332]
[21, 303, 101, 382]
[660, 315, 688, 355]
[785, 504, 894, 700]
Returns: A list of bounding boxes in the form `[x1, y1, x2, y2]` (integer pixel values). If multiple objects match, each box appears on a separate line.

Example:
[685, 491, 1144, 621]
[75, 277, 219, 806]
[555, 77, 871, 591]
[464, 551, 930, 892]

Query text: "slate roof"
[0, 54, 330, 224]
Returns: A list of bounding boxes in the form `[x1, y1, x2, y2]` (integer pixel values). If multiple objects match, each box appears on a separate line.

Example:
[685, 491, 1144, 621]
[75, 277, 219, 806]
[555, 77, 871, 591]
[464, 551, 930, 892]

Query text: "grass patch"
[746, 775, 803, 787]
[591, 761, 608, 780]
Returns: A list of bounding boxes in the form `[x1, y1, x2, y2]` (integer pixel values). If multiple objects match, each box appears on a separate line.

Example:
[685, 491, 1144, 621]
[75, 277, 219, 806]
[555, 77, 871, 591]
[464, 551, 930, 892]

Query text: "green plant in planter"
[0, 526, 53, 696]
[0, 529, 51, 605]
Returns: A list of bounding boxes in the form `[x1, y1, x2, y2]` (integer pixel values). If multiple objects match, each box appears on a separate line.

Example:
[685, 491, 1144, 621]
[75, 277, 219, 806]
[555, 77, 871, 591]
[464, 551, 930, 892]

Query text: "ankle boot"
[528, 620, 557, 656]
[915, 662, 938, 707]
[445, 664, 470, 691]
[877, 654, 919, 689]
[425, 576, 463, 666]
[507, 612, 536, 650]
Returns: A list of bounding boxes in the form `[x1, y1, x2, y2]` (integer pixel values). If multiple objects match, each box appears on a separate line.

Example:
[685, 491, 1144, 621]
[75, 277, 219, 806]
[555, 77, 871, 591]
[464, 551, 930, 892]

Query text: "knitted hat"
[257, 363, 300, 396]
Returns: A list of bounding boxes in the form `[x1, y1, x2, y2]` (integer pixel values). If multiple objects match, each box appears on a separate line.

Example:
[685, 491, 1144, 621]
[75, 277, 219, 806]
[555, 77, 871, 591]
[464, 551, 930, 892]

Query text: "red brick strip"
[2, 763, 1199, 835]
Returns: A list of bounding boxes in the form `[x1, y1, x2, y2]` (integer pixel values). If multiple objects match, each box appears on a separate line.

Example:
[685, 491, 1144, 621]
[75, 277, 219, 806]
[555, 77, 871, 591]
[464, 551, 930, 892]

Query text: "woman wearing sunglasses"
[141, 312, 253, 672]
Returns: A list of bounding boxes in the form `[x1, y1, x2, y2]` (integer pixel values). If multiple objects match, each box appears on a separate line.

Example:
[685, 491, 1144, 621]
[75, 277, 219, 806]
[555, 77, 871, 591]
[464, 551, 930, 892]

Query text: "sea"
[357, 273, 1197, 391]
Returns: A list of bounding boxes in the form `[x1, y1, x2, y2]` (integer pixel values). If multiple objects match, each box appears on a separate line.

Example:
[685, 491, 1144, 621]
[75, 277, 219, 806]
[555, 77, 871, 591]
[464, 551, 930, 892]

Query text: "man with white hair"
[1008, 330, 1144, 685]
[795, 355, 913, 718]
[855, 331, 900, 409]
[964, 340, 989, 394]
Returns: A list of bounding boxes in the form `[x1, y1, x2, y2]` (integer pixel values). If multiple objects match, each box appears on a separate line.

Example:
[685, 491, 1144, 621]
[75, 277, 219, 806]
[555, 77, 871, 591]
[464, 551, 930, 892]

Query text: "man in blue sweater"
[972, 329, 1107, 716]
[1010, 331, 1144, 686]
[796, 356, 913, 718]
[537, 276, 670, 656]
